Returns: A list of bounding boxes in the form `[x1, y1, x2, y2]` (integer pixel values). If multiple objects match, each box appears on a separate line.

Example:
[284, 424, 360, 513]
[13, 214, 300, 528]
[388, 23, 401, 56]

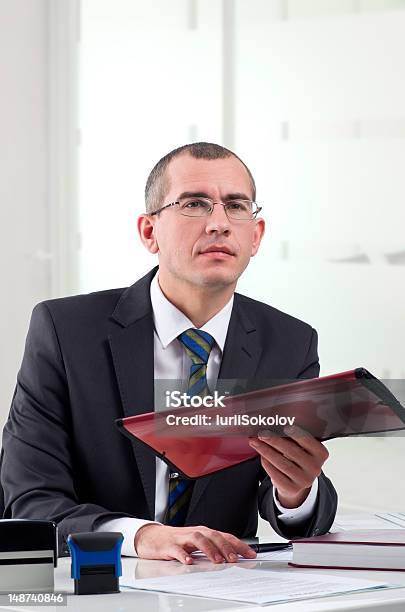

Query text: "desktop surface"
[2, 555, 405, 612]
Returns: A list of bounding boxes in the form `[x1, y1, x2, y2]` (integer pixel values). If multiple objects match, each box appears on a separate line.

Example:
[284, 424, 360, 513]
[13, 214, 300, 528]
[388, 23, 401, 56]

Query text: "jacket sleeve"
[1, 302, 135, 556]
[258, 469, 338, 539]
[257, 327, 338, 538]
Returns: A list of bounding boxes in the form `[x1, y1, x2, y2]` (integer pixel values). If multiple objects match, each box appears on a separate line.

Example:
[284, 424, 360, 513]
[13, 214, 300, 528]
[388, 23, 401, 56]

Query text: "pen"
[248, 542, 292, 553]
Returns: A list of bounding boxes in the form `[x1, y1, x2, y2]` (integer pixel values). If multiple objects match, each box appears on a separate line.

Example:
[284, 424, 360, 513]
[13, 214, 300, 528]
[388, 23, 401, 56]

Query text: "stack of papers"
[123, 566, 396, 605]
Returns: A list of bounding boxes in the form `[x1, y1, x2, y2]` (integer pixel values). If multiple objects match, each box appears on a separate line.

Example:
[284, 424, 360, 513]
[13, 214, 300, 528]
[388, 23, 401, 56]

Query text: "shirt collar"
[150, 273, 234, 352]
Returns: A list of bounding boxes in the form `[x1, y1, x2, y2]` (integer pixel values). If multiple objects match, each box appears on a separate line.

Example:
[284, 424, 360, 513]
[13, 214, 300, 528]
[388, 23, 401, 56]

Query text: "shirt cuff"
[95, 517, 160, 556]
[273, 478, 319, 524]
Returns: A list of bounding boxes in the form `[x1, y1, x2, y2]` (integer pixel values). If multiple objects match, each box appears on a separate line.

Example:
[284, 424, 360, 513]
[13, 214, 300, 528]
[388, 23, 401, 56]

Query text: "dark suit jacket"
[1, 266, 337, 555]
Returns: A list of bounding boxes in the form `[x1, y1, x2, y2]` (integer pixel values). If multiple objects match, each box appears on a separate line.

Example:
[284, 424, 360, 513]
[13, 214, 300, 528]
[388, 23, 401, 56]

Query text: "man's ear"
[251, 218, 265, 256]
[138, 214, 159, 254]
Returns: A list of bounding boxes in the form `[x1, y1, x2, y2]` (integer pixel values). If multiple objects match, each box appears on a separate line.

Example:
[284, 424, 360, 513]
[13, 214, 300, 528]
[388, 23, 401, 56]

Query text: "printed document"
[123, 566, 394, 605]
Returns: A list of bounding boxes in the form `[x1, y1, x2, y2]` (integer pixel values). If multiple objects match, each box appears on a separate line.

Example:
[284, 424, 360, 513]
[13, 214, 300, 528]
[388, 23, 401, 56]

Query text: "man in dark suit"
[1, 142, 337, 562]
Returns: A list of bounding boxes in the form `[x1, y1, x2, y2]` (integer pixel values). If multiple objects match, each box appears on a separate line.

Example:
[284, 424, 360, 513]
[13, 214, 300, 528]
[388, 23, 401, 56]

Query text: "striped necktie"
[166, 328, 215, 526]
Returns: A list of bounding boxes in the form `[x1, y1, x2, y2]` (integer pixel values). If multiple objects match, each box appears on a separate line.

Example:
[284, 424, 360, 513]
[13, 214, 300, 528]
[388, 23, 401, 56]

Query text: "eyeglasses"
[149, 196, 262, 221]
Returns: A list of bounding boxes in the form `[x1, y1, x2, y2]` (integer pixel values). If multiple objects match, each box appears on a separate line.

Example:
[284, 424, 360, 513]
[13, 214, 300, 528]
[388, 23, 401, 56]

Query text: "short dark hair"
[144, 142, 256, 214]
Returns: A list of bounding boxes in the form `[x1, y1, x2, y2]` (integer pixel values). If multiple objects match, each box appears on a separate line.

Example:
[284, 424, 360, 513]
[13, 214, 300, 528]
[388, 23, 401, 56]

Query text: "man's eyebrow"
[226, 192, 252, 200]
[177, 191, 210, 200]
[176, 191, 252, 200]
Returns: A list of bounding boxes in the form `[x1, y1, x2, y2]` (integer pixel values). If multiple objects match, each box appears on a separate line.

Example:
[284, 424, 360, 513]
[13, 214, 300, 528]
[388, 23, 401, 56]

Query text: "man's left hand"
[249, 425, 329, 508]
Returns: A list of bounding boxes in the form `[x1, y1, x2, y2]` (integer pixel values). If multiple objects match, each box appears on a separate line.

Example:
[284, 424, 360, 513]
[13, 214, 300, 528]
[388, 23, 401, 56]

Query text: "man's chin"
[192, 268, 240, 289]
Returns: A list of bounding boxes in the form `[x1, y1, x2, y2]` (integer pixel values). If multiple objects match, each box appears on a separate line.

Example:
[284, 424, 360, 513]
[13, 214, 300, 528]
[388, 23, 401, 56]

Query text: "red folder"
[116, 368, 405, 479]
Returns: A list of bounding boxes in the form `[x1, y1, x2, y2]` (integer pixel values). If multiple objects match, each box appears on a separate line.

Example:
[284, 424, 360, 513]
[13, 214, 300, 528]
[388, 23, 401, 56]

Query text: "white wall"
[79, 0, 224, 290]
[234, 1, 405, 512]
[0, 0, 50, 426]
[79, 0, 405, 515]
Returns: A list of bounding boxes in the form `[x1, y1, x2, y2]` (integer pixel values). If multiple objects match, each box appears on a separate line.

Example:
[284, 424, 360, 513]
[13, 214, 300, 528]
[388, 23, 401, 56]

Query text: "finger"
[250, 438, 318, 477]
[199, 527, 256, 560]
[283, 426, 329, 461]
[209, 531, 256, 562]
[184, 531, 225, 563]
[257, 431, 304, 455]
[167, 544, 193, 564]
[261, 446, 313, 488]
[208, 531, 239, 562]
[261, 457, 300, 496]
[183, 543, 200, 554]
[255, 432, 322, 466]
[255, 432, 303, 457]
[221, 533, 257, 559]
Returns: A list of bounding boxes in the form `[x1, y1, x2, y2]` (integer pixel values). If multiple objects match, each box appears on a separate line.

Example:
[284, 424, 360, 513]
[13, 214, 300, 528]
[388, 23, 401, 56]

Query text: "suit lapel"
[108, 266, 158, 519]
[187, 295, 263, 519]
[217, 294, 263, 382]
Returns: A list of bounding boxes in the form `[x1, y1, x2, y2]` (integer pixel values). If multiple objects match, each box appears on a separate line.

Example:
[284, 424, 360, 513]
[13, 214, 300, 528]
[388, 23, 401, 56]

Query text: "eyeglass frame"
[148, 197, 263, 220]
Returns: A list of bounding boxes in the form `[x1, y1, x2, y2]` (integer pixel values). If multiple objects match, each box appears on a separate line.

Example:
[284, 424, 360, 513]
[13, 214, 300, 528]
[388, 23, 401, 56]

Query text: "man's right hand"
[134, 524, 257, 564]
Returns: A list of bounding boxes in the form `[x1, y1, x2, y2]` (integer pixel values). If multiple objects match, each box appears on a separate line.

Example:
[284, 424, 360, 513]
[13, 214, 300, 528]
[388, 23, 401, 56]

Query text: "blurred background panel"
[1, 0, 405, 519]
[0, 0, 50, 426]
[80, 0, 223, 290]
[234, 0, 405, 378]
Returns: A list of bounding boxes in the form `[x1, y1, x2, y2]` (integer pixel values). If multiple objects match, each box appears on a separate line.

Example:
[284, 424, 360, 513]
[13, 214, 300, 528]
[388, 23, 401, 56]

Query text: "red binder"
[116, 368, 405, 479]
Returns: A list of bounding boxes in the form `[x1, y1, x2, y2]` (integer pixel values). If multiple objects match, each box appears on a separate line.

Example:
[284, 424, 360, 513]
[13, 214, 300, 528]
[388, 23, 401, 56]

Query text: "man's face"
[147, 154, 264, 290]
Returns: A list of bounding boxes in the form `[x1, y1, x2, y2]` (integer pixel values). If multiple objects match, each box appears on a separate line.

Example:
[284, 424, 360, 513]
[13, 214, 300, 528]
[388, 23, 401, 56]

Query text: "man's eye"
[184, 200, 208, 208]
[227, 201, 248, 211]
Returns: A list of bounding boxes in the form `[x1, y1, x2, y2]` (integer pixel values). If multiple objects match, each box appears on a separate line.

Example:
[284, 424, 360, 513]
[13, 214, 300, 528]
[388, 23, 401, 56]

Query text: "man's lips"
[199, 246, 235, 256]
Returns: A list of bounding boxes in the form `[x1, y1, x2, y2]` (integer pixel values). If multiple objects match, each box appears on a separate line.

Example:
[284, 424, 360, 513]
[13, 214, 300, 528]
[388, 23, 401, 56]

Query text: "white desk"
[2, 556, 405, 612]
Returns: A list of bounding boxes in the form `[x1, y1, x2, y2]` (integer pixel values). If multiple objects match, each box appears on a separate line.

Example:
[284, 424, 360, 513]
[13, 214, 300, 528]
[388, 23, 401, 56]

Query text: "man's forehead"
[166, 154, 253, 196]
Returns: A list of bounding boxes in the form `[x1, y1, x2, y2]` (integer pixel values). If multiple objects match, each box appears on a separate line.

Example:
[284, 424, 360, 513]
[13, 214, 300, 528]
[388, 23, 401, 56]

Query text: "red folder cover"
[116, 368, 405, 479]
[289, 530, 405, 571]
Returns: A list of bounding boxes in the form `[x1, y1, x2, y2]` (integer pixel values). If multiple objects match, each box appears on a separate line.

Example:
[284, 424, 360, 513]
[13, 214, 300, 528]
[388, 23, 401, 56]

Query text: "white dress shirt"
[97, 273, 318, 555]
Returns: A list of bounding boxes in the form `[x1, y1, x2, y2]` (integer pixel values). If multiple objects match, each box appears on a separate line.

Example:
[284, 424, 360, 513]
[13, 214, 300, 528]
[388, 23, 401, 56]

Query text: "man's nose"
[204, 203, 231, 234]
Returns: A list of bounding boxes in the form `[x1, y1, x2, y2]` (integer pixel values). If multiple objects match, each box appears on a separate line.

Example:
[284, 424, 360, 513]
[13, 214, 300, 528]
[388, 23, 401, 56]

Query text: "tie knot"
[177, 328, 215, 365]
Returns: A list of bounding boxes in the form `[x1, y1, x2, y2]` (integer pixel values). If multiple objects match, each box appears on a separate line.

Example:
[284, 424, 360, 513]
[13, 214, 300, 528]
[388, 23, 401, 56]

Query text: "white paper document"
[123, 566, 394, 605]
